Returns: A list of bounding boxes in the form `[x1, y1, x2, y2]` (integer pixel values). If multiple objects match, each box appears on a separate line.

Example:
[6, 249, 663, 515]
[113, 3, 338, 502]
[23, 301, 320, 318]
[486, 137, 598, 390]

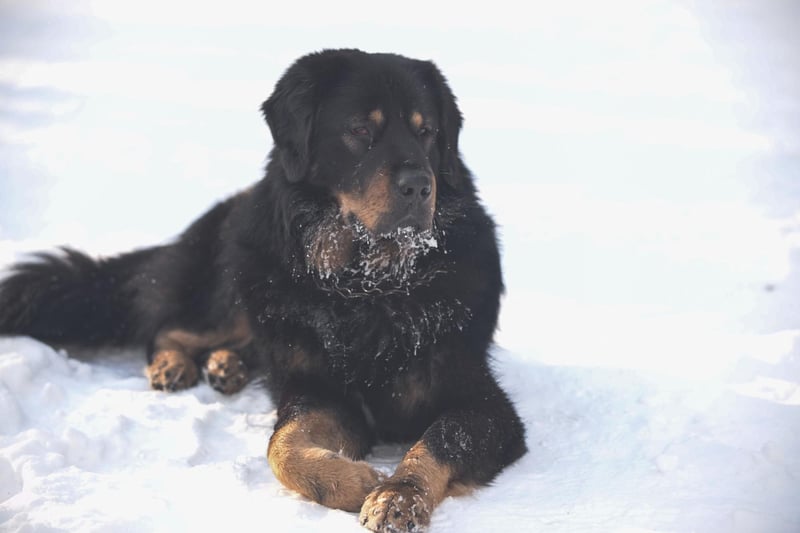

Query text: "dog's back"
[0, 195, 240, 349]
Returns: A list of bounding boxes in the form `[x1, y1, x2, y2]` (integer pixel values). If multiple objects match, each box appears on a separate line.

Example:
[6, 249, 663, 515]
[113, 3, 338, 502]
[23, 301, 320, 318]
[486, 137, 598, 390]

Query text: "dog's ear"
[418, 61, 465, 190]
[261, 61, 316, 182]
[262, 50, 357, 182]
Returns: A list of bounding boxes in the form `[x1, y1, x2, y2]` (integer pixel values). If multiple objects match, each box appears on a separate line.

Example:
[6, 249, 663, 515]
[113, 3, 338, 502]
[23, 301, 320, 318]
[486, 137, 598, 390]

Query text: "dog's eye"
[351, 126, 370, 137]
[418, 126, 433, 137]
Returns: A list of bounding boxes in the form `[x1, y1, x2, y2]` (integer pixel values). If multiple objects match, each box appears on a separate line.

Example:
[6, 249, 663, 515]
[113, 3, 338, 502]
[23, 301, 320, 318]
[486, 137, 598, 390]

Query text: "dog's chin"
[325, 230, 439, 296]
[306, 208, 429, 265]
[306, 210, 439, 294]
[374, 225, 430, 242]
[354, 221, 438, 280]
[369, 226, 438, 258]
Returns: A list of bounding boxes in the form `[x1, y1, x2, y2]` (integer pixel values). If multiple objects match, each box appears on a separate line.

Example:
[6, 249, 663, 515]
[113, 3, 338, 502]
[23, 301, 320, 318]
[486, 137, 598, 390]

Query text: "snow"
[2, 341, 798, 532]
[1, 1, 800, 532]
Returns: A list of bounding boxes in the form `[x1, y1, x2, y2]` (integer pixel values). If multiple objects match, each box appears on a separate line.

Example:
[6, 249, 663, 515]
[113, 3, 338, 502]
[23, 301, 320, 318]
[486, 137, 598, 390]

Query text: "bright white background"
[0, 1, 798, 532]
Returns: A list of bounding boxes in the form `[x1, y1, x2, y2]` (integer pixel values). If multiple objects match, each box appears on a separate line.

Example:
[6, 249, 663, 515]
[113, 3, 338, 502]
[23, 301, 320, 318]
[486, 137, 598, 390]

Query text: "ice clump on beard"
[307, 211, 441, 297]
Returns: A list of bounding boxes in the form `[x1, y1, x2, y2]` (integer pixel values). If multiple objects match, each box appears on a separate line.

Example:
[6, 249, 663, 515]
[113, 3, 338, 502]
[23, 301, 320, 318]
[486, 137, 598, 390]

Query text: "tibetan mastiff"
[0, 49, 526, 532]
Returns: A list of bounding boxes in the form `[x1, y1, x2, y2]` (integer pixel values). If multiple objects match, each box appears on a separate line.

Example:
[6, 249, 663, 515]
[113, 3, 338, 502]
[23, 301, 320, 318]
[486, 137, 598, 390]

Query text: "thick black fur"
[0, 49, 526, 523]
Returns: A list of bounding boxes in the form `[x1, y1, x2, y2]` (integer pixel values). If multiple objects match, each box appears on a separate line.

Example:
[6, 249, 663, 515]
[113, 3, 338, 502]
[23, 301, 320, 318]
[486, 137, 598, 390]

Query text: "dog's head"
[262, 49, 464, 238]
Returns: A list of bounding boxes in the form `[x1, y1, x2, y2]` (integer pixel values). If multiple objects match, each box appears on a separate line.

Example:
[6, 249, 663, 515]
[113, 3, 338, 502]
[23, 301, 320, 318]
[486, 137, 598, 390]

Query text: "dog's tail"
[0, 246, 159, 346]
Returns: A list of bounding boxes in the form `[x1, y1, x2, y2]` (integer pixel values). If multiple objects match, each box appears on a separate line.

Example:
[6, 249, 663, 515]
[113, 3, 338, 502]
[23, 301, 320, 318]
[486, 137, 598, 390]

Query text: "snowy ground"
[1, 1, 799, 532]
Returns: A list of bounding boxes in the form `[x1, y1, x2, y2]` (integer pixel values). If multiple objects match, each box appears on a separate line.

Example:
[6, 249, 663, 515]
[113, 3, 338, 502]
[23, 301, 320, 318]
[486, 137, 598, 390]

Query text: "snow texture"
[1, 1, 799, 532]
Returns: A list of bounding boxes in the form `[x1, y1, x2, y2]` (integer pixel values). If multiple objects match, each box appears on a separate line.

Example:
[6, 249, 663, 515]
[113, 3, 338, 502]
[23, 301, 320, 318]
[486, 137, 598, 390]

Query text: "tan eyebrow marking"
[369, 109, 384, 126]
[410, 111, 423, 129]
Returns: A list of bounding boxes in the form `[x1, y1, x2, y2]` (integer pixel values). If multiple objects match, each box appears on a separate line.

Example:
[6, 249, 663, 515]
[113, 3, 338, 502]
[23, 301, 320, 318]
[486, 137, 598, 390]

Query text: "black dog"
[0, 49, 526, 532]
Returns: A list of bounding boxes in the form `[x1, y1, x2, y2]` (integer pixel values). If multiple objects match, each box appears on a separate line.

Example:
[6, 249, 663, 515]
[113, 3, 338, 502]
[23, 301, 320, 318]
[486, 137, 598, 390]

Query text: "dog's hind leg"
[204, 348, 248, 394]
[147, 314, 252, 393]
[147, 348, 200, 392]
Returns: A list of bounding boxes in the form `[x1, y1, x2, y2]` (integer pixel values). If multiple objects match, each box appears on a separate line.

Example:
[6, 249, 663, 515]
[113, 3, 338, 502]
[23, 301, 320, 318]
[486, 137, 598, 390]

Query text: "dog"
[0, 49, 526, 532]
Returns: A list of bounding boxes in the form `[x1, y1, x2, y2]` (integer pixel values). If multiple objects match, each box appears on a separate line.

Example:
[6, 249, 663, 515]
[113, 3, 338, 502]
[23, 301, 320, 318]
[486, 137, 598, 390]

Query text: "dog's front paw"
[205, 349, 248, 394]
[147, 349, 199, 392]
[360, 480, 432, 533]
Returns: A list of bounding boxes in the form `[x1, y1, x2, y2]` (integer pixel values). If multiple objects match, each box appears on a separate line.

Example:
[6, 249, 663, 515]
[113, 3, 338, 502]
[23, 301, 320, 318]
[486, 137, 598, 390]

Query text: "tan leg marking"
[410, 111, 423, 130]
[369, 109, 385, 127]
[391, 370, 432, 416]
[285, 346, 317, 373]
[268, 410, 384, 512]
[150, 312, 252, 393]
[360, 442, 471, 532]
[153, 312, 252, 355]
[146, 349, 199, 392]
[204, 349, 248, 394]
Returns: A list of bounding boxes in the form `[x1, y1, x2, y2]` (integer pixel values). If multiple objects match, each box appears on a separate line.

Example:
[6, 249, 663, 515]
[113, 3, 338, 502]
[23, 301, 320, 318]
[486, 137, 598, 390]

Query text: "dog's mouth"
[375, 214, 434, 238]
[342, 205, 435, 240]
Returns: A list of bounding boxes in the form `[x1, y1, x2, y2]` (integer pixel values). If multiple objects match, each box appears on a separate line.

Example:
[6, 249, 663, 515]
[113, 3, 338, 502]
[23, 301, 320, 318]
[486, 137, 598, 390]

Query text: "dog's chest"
[356, 363, 440, 441]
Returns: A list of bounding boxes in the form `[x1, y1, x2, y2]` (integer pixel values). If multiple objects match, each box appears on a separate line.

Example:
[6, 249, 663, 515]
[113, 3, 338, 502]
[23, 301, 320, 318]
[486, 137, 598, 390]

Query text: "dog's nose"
[396, 169, 433, 200]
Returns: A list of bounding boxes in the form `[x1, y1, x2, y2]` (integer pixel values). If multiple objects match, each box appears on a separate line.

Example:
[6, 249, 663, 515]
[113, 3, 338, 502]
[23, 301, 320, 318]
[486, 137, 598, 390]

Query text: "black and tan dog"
[0, 49, 526, 532]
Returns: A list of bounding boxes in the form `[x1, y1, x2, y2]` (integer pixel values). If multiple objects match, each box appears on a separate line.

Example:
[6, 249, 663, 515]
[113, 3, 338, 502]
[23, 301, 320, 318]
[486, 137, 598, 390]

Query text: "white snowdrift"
[1, 335, 798, 532]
